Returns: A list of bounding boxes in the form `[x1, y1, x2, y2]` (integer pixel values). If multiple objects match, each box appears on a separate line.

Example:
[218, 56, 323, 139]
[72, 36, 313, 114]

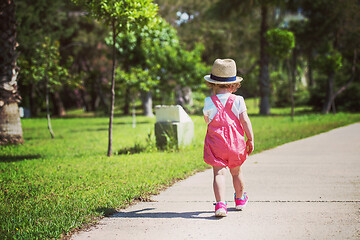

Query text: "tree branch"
[331, 49, 357, 101]
[237, 60, 259, 75]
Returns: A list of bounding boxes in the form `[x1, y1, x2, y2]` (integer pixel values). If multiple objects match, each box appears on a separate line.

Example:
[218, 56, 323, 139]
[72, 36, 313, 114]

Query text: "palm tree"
[0, 0, 24, 145]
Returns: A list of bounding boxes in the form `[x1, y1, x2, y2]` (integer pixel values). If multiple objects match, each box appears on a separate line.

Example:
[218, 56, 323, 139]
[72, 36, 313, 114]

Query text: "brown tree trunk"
[286, 58, 295, 120]
[45, 79, 55, 139]
[0, 103, 23, 145]
[307, 50, 314, 87]
[29, 83, 38, 117]
[107, 21, 117, 157]
[290, 49, 297, 119]
[96, 76, 109, 113]
[0, 0, 23, 145]
[175, 85, 185, 107]
[52, 91, 66, 117]
[141, 91, 154, 117]
[322, 71, 335, 114]
[123, 88, 130, 115]
[259, 5, 271, 115]
[182, 87, 193, 106]
[323, 49, 357, 114]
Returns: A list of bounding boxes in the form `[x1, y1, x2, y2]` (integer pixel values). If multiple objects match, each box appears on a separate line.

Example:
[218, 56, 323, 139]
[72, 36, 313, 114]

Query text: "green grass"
[1, 110, 360, 239]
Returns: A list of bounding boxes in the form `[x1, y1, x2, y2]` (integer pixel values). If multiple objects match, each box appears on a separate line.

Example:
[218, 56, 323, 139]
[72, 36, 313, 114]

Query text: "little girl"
[203, 59, 254, 217]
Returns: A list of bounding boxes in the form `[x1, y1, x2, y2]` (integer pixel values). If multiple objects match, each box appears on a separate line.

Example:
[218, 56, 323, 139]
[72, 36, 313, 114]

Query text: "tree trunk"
[29, 83, 37, 117]
[96, 76, 108, 113]
[123, 88, 130, 115]
[80, 88, 90, 112]
[107, 21, 117, 157]
[0, 103, 23, 145]
[182, 87, 193, 106]
[259, 5, 271, 115]
[132, 97, 136, 128]
[286, 58, 295, 120]
[307, 50, 314, 87]
[324, 49, 357, 114]
[45, 79, 55, 139]
[322, 71, 335, 114]
[0, 0, 23, 145]
[175, 85, 185, 106]
[141, 91, 154, 117]
[51, 91, 66, 117]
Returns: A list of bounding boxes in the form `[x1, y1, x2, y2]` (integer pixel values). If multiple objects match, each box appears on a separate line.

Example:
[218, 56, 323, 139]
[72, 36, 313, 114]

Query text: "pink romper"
[204, 94, 247, 168]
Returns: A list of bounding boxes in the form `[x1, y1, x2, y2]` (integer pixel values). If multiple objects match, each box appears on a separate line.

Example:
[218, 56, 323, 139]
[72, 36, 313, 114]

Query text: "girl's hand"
[246, 139, 254, 155]
[204, 115, 210, 124]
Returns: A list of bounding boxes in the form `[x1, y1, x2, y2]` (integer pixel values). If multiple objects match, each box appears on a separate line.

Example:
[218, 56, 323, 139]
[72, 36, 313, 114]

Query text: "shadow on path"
[111, 208, 221, 220]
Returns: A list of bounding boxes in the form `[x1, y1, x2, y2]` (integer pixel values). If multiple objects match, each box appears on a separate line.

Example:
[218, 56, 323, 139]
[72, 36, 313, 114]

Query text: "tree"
[314, 47, 343, 113]
[19, 37, 71, 138]
[201, 0, 282, 114]
[15, 0, 67, 117]
[0, 0, 23, 145]
[106, 17, 171, 116]
[258, 3, 271, 115]
[72, 0, 158, 156]
[59, 10, 111, 114]
[156, 0, 261, 99]
[266, 28, 295, 118]
[289, 0, 360, 114]
[109, 16, 207, 115]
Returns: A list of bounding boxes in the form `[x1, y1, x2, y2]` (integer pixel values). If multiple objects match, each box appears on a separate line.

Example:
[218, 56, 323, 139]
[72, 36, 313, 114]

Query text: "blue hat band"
[210, 74, 237, 82]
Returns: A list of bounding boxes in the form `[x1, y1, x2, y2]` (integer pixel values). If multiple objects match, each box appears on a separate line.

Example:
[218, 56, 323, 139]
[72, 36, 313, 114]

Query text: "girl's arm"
[239, 111, 254, 154]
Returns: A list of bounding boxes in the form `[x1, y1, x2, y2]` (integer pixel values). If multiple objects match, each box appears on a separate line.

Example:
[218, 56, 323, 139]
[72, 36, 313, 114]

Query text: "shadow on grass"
[96, 207, 118, 217]
[0, 154, 42, 163]
[115, 121, 153, 125]
[91, 121, 153, 126]
[111, 208, 219, 220]
[70, 128, 108, 133]
[117, 143, 148, 155]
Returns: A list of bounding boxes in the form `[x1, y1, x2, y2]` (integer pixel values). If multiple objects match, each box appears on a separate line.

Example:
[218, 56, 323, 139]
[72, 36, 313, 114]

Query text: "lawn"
[1, 109, 360, 239]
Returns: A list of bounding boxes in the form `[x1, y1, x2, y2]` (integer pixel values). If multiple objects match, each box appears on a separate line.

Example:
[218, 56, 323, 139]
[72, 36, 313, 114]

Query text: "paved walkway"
[73, 123, 360, 240]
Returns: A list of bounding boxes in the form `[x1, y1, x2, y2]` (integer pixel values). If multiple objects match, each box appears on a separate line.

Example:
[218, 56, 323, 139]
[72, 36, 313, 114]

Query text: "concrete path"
[73, 123, 360, 240]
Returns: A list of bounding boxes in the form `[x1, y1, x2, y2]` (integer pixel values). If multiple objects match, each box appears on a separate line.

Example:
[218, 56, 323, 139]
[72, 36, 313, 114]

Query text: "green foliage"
[334, 82, 360, 112]
[270, 70, 289, 107]
[18, 37, 73, 93]
[15, 0, 67, 57]
[288, 0, 357, 112]
[107, 16, 208, 101]
[116, 67, 156, 93]
[13, 0, 360, 117]
[15, 0, 78, 115]
[266, 29, 295, 59]
[314, 49, 343, 74]
[269, 62, 310, 108]
[107, 17, 180, 90]
[175, 43, 208, 87]
[71, 0, 158, 33]
[309, 60, 360, 112]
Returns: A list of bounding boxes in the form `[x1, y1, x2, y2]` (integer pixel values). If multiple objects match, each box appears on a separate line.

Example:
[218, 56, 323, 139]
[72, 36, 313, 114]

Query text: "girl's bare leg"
[213, 166, 227, 202]
[230, 166, 245, 198]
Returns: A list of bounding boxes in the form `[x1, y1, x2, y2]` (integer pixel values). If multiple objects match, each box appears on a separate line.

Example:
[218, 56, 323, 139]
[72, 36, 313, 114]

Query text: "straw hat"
[204, 59, 243, 84]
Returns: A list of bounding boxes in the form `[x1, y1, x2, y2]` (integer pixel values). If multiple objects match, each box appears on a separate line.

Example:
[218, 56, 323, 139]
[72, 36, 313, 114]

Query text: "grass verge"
[1, 111, 360, 239]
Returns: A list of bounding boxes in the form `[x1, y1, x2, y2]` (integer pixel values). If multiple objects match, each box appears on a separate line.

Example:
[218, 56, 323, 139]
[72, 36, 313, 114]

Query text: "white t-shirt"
[203, 93, 247, 123]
